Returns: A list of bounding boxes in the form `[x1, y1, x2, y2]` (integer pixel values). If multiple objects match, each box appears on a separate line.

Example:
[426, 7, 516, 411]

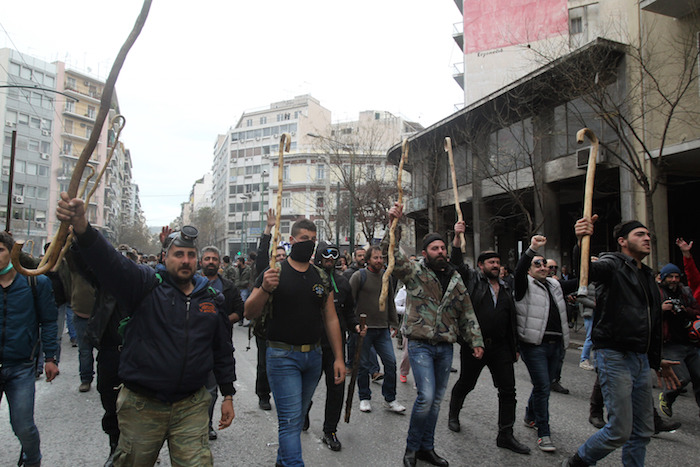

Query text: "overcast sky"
[2, 1, 465, 226]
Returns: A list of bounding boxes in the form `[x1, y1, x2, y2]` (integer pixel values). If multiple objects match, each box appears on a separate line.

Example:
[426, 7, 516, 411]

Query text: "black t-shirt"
[255, 261, 326, 345]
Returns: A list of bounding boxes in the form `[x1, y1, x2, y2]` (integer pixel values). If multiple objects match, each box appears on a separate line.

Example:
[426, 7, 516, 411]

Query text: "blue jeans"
[72, 315, 95, 383]
[346, 332, 379, 373]
[519, 340, 563, 437]
[266, 346, 322, 467]
[406, 340, 452, 451]
[0, 362, 42, 465]
[358, 328, 397, 402]
[661, 343, 700, 411]
[577, 349, 653, 467]
[240, 288, 250, 303]
[581, 317, 594, 362]
[65, 304, 77, 340]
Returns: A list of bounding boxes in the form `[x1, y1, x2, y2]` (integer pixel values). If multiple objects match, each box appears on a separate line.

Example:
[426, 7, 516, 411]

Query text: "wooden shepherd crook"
[379, 139, 408, 313]
[11, 0, 152, 276]
[576, 128, 599, 297]
[270, 133, 291, 269]
[445, 137, 466, 253]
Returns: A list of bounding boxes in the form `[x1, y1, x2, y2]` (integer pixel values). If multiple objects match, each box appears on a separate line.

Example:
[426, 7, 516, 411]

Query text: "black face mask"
[289, 240, 316, 263]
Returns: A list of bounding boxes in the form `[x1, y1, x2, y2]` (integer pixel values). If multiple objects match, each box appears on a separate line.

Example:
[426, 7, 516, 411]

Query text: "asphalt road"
[2, 325, 699, 466]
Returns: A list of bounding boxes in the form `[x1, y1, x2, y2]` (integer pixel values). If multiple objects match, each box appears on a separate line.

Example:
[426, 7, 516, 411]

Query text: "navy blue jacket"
[0, 272, 58, 366]
[76, 225, 235, 402]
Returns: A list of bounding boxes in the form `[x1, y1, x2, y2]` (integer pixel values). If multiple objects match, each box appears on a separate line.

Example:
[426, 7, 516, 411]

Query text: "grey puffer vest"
[515, 275, 569, 347]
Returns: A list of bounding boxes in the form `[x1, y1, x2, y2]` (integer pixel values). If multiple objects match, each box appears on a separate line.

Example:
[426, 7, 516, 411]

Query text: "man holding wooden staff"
[564, 217, 680, 467]
[244, 219, 345, 467]
[385, 203, 483, 467]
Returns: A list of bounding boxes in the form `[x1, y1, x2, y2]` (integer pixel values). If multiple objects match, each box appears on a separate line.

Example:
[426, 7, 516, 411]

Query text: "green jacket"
[383, 238, 483, 348]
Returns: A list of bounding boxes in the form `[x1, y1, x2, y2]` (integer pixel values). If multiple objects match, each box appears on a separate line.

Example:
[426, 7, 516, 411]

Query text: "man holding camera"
[657, 263, 700, 419]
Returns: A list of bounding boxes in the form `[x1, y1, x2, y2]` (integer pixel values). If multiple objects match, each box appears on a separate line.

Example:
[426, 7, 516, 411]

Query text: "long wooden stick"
[379, 139, 408, 312]
[270, 133, 291, 269]
[445, 137, 466, 253]
[344, 313, 366, 423]
[576, 128, 599, 296]
[11, 0, 152, 276]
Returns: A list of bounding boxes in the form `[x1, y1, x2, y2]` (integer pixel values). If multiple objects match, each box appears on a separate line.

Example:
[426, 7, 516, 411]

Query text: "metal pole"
[349, 152, 355, 253]
[5, 130, 17, 233]
[335, 181, 340, 245]
[259, 172, 266, 233]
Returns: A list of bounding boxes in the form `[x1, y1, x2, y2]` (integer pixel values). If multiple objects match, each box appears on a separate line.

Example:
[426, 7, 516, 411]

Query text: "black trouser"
[96, 348, 121, 440]
[449, 343, 516, 433]
[590, 374, 604, 417]
[320, 343, 346, 434]
[255, 336, 270, 401]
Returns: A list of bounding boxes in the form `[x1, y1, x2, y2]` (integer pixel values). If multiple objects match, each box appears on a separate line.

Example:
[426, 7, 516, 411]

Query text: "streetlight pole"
[307, 133, 355, 252]
[240, 193, 252, 254]
[259, 170, 267, 233]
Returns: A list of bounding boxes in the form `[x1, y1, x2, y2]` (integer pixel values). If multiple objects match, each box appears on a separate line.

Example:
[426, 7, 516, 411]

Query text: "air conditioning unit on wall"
[14, 195, 24, 204]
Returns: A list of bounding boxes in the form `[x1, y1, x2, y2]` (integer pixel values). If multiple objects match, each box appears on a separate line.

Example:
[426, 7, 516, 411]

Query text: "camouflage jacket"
[382, 238, 483, 348]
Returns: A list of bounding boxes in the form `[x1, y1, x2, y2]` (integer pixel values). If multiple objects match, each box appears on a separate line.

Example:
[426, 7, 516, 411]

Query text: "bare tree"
[192, 206, 224, 247]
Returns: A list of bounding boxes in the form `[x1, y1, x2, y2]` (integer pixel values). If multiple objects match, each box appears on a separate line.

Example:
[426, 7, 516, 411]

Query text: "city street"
[2, 324, 699, 466]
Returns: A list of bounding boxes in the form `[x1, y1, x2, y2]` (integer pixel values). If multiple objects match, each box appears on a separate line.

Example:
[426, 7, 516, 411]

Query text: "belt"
[267, 341, 320, 352]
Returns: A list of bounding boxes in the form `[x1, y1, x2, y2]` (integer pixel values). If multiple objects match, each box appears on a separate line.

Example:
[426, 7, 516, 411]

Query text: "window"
[30, 117, 41, 129]
[38, 165, 49, 177]
[63, 140, 72, 155]
[41, 142, 50, 153]
[65, 120, 74, 134]
[65, 101, 75, 113]
[280, 220, 290, 234]
[283, 165, 289, 181]
[28, 140, 40, 152]
[282, 193, 291, 208]
[87, 106, 96, 119]
[18, 113, 29, 125]
[86, 126, 92, 138]
[6, 111, 17, 124]
[14, 184, 24, 196]
[570, 16, 582, 34]
[316, 164, 325, 180]
[44, 75, 54, 87]
[37, 187, 48, 199]
[260, 116, 267, 125]
[246, 119, 253, 127]
[66, 77, 77, 89]
[20, 67, 32, 80]
[316, 194, 325, 210]
[9, 62, 20, 76]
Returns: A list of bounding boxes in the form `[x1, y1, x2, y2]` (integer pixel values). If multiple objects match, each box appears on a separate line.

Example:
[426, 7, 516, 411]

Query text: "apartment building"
[0, 48, 56, 249]
[391, 1, 700, 268]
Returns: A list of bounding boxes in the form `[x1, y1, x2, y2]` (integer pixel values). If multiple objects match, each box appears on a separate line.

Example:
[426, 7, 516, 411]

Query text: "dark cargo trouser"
[113, 385, 213, 467]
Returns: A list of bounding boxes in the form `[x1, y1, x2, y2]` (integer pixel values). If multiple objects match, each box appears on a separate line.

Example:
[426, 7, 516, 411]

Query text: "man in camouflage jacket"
[385, 203, 483, 467]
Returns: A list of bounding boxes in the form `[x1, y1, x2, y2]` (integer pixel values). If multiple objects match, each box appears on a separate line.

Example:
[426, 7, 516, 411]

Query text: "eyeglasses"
[548, 265, 558, 271]
[321, 249, 339, 260]
[532, 259, 547, 268]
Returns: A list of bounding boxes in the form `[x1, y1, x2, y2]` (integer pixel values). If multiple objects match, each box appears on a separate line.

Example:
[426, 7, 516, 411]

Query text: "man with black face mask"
[245, 219, 345, 467]
[305, 242, 362, 451]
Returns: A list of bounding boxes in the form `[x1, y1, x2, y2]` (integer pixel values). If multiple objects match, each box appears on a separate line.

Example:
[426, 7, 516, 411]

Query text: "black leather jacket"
[451, 249, 518, 361]
[590, 252, 663, 369]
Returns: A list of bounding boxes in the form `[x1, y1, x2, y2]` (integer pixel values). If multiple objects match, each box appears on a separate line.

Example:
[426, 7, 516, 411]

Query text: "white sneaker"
[359, 400, 371, 412]
[579, 360, 595, 371]
[384, 400, 406, 412]
[537, 436, 556, 452]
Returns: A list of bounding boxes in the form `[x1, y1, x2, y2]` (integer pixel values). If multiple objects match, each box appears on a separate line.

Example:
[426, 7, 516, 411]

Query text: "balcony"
[63, 85, 102, 104]
[452, 63, 465, 90]
[640, 0, 700, 17]
[452, 22, 464, 52]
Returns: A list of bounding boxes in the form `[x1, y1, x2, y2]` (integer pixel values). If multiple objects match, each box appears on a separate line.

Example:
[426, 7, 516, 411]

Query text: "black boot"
[562, 452, 588, 467]
[416, 449, 449, 466]
[496, 431, 531, 454]
[654, 408, 681, 434]
[447, 409, 460, 432]
[588, 412, 605, 429]
[403, 448, 417, 467]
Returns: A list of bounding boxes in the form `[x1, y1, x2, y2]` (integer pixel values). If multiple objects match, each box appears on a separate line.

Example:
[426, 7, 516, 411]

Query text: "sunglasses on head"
[321, 249, 339, 260]
[532, 259, 547, 268]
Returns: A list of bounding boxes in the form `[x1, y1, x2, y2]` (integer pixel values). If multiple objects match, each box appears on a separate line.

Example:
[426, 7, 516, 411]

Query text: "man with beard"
[351, 245, 405, 414]
[447, 222, 529, 454]
[308, 242, 362, 451]
[200, 246, 243, 440]
[657, 263, 700, 421]
[565, 218, 680, 467]
[244, 219, 345, 467]
[386, 203, 483, 467]
[56, 193, 235, 466]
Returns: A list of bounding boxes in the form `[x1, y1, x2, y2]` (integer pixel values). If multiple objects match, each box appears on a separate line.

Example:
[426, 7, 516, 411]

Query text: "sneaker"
[400, 375, 407, 383]
[79, 382, 91, 392]
[208, 428, 217, 440]
[537, 436, 556, 452]
[322, 432, 342, 451]
[579, 360, 595, 371]
[654, 417, 680, 434]
[359, 400, 372, 412]
[589, 414, 606, 429]
[659, 393, 673, 417]
[385, 400, 406, 412]
[371, 372, 384, 383]
[523, 418, 536, 429]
